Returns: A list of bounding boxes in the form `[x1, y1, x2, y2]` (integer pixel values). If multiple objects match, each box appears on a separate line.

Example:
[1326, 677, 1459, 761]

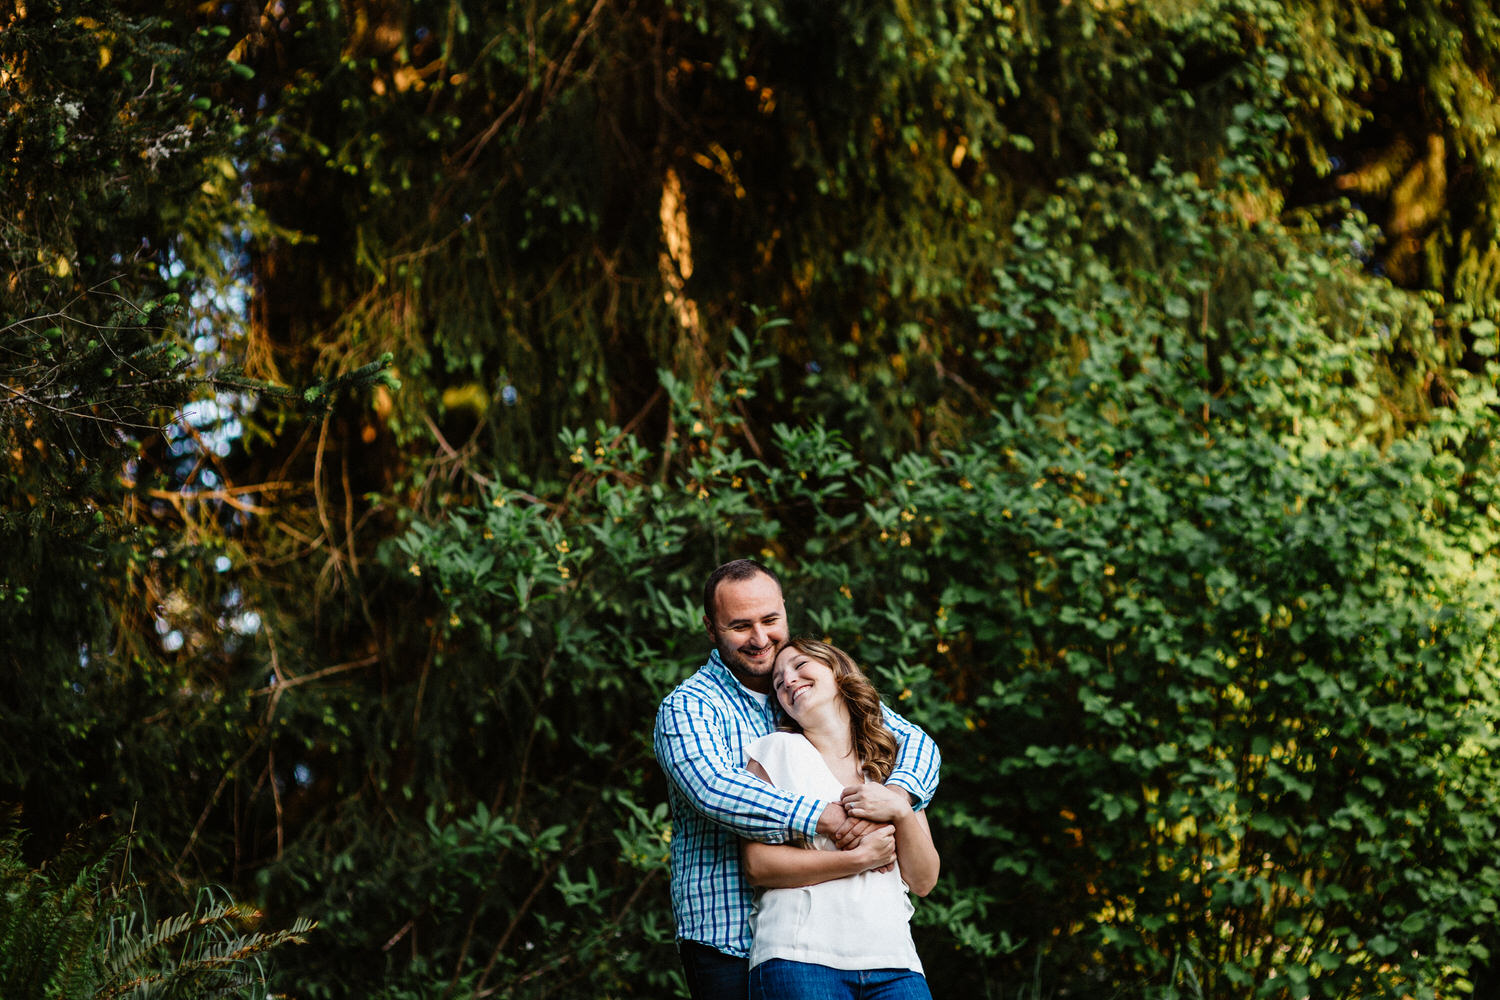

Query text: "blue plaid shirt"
[653, 649, 942, 957]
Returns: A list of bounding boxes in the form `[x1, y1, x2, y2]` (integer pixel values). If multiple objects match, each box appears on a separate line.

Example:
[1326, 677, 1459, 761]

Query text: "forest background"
[6, 0, 1500, 997]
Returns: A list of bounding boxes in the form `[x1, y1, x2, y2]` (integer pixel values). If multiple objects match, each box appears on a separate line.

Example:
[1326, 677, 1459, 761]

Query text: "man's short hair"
[702, 558, 781, 625]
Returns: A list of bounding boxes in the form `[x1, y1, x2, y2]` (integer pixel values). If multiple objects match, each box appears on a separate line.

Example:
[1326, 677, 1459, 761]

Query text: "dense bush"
[256, 159, 1500, 997]
[865, 162, 1500, 998]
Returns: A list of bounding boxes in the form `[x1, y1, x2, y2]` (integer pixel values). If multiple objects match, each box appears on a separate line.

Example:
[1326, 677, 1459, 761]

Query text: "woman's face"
[772, 645, 839, 721]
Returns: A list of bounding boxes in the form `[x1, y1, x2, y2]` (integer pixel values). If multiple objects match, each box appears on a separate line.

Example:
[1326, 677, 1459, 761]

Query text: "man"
[654, 558, 941, 1000]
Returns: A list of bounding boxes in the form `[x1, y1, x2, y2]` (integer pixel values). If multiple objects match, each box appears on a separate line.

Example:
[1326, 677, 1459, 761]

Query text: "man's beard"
[718, 635, 779, 682]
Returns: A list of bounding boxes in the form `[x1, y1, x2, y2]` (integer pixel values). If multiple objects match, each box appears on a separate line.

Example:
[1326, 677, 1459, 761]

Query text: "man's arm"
[880, 703, 942, 809]
[653, 692, 826, 842]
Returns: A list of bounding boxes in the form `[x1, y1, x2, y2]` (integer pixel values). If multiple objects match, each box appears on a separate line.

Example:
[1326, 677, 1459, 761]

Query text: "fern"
[0, 812, 114, 998]
[0, 813, 315, 1000]
[104, 902, 254, 981]
[96, 889, 315, 1000]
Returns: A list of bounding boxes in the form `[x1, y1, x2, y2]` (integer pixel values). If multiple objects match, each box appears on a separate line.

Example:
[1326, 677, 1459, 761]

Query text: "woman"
[740, 637, 939, 1000]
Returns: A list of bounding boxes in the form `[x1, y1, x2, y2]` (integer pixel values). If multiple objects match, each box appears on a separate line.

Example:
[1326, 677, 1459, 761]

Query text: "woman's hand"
[840, 780, 914, 824]
[851, 823, 897, 872]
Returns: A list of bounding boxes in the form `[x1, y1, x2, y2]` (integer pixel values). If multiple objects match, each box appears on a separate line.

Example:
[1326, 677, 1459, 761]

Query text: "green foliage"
[11, 1, 1500, 999]
[0, 819, 107, 999]
[259, 160, 1500, 997]
[0, 815, 314, 999]
[0, 0, 250, 850]
[0, 1, 393, 869]
[882, 159, 1500, 996]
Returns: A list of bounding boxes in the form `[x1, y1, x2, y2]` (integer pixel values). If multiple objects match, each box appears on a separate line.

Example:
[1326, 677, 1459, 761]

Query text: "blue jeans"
[678, 940, 748, 1000]
[749, 959, 932, 1000]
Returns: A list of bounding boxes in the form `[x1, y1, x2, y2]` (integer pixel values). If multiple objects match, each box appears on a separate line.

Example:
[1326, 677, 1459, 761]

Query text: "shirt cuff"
[885, 773, 930, 811]
[788, 795, 826, 839]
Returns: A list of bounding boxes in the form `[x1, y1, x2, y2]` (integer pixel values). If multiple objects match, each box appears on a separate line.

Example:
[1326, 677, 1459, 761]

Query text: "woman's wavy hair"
[774, 637, 898, 782]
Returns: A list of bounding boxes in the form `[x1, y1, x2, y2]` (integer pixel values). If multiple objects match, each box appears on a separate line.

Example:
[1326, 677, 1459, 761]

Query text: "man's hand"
[839, 781, 915, 824]
[817, 801, 896, 872]
[816, 801, 879, 849]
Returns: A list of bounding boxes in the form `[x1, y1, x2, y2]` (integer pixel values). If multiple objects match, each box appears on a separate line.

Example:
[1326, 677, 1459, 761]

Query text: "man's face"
[704, 572, 788, 693]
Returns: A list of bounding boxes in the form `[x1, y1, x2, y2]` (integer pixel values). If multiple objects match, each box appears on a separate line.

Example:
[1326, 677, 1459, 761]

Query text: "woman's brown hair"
[775, 638, 898, 782]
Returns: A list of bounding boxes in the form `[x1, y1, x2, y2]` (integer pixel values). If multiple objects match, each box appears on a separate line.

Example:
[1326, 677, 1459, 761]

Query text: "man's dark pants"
[678, 939, 748, 1000]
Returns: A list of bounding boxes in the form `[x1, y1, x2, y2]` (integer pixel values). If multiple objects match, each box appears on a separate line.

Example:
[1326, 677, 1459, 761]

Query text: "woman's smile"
[783, 680, 812, 705]
[773, 648, 838, 717]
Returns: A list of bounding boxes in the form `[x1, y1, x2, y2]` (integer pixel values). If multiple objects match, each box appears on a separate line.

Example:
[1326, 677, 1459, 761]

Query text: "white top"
[744, 731, 922, 973]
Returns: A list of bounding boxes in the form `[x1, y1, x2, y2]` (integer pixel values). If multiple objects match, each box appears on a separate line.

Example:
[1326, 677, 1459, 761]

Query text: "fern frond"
[0, 813, 120, 999]
[1, 814, 314, 1000]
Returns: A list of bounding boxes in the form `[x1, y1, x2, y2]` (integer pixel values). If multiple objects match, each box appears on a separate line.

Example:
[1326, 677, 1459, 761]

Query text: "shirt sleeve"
[879, 703, 942, 810]
[654, 692, 826, 842]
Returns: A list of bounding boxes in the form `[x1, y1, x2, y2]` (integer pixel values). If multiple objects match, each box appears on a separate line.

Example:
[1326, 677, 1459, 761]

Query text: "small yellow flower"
[557, 563, 571, 579]
[936, 607, 948, 620]
[736, 386, 749, 397]
[692, 420, 704, 434]
[899, 688, 912, 700]
[449, 613, 461, 627]
[493, 495, 507, 507]
[408, 562, 421, 577]
[900, 508, 916, 522]
[899, 531, 912, 547]
[880, 530, 890, 542]
[959, 477, 974, 491]
[1104, 564, 1115, 576]
[731, 475, 743, 488]
[936, 641, 950, 654]
[799, 470, 807, 480]
[760, 547, 775, 560]
[697, 487, 709, 500]
[483, 528, 494, 540]
[594, 441, 606, 457]
[570, 448, 584, 464]
[964, 717, 976, 731]
[1002, 509, 1012, 518]
[556, 539, 570, 553]
[839, 585, 852, 600]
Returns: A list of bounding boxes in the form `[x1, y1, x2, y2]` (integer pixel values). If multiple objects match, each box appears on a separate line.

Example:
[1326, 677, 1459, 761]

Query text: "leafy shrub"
[850, 164, 1500, 997]
[0, 815, 314, 999]
[261, 160, 1500, 998]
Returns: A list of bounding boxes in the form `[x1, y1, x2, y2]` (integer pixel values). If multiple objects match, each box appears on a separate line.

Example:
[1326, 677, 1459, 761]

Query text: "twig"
[247, 655, 378, 696]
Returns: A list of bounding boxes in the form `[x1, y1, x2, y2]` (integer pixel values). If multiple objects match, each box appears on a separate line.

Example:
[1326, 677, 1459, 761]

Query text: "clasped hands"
[818, 781, 914, 874]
